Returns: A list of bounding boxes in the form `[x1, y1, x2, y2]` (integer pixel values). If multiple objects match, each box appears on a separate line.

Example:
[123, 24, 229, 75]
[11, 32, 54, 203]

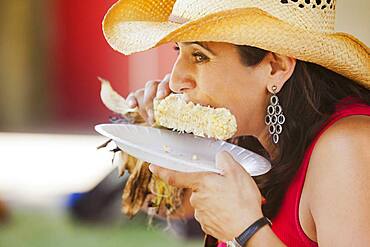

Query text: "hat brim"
[103, 3, 370, 88]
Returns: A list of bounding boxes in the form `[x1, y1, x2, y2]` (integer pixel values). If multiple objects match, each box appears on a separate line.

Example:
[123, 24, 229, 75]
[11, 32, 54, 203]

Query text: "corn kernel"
[153, 94, 237, 140]
[163, 144, 171, 153]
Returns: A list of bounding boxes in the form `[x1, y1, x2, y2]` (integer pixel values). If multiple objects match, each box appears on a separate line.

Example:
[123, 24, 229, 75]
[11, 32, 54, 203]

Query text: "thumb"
[215, 151, 243, 176]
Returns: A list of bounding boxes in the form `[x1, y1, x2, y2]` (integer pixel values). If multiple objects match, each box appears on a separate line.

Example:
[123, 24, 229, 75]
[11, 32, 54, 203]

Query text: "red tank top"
[212, 97, 370, 247]
[271, 97, 370, 246]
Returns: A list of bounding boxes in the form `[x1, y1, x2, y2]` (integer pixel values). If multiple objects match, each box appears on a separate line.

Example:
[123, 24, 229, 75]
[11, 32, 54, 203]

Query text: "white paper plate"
[95, 124, 271, 176]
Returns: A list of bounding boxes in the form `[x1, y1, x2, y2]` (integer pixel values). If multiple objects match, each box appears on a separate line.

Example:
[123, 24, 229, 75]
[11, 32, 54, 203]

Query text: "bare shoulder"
[306, 115, 370, 245]
[310, 115, 370, 181]
[309, 114, 370, 183]
[316, 114, 370, 151]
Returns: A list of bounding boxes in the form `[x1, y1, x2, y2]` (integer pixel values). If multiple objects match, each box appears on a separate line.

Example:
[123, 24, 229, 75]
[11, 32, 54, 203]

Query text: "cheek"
[196, 65, 266, 112]
[207, 71, 242, 97]
[226, 74, 268, 131]
[194, 74, 227, 105]
[234, 80, 266, 116]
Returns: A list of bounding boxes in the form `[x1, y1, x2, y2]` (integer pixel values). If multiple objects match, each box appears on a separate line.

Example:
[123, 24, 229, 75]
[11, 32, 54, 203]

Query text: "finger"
[143, 80, 160, 124]
[126, 92, 138, 108]
[134, 89, 148, 120]
[215, 151, 242, 176]
[200, 223, 217, 237]
[156, 74, 171, 99]
[189, 192, 199, 208]
[200, 224, 210, 235]
[148, 164, 202, 190]
[194, 210, 200, 222]
[216, 151, 260, 193]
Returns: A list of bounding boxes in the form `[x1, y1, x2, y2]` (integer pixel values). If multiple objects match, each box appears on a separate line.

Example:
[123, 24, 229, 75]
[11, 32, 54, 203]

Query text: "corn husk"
[98, 78, 185, 222]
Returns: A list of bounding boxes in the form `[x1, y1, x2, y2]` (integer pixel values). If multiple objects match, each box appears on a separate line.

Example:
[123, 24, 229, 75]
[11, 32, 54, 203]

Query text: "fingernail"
[149, 164, 156, 173]
[128, 99, 135, 107]
[156, 90, 165, 99]
[219, 170, 226, 176]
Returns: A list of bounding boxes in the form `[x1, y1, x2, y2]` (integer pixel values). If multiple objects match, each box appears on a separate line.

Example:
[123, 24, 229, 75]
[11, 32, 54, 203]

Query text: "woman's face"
[170, 41, 272, 138]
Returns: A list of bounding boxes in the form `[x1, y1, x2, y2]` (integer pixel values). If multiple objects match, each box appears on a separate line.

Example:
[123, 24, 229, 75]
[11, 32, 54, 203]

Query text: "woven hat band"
[170, 0, 336, 33]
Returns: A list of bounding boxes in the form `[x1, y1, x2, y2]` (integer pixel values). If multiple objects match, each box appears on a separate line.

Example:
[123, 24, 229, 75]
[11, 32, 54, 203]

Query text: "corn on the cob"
[99, 79, 238, 140]
[153, 94, 237, 140]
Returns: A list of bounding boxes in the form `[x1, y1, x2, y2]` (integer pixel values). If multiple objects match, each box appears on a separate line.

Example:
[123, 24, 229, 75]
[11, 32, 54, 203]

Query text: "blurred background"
[0, 0, 368, 246]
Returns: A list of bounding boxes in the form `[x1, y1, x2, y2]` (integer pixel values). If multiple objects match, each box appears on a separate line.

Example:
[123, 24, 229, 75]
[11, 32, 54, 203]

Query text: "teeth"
[153, 94, 237, 140]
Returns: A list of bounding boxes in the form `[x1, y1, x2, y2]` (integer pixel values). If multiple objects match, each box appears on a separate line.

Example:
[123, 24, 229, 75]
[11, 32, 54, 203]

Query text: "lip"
[182, 94, 197, 105]
[183, 94, 216, 108]
[181, 93, 190, 103]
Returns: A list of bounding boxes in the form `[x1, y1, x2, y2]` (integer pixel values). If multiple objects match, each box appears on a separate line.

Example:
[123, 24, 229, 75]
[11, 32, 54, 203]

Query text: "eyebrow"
[181, 42, 216, 56]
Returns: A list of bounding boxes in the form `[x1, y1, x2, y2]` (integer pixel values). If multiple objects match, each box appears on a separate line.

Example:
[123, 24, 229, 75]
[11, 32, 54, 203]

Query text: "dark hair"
[230, 45, 370, 219]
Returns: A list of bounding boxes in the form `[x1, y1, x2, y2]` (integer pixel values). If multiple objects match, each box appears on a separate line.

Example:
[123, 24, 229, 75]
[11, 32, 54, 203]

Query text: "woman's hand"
[124, 74, 198, 219]
[149, 151, 264, 241]
[126, 73, 172, 125]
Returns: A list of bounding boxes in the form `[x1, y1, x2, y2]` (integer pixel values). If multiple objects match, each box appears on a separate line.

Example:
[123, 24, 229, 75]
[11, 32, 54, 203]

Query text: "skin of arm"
[241, 115, 370, 247]
[307, 115, 370, 246]
[243, 225, 286, 247]
[149, 115, 370, 246]
[149, 152, 287, 246]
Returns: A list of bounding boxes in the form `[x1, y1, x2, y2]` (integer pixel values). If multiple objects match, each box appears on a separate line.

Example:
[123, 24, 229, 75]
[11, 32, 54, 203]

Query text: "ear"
[266, 53, 296, 93]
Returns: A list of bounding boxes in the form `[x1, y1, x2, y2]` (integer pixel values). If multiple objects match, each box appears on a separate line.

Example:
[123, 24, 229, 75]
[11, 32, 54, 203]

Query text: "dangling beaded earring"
[264, 85, 285, 144]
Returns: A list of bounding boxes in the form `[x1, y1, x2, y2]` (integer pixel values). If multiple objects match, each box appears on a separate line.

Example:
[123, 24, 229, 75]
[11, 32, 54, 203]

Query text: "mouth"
[182, 94, 216, 108]
[180, 93, 190, 103]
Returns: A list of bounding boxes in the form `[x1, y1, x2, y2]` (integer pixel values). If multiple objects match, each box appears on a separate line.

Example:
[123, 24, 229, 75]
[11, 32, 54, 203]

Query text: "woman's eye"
[192, 52, 209, 63]
[173, 45, 209, 63]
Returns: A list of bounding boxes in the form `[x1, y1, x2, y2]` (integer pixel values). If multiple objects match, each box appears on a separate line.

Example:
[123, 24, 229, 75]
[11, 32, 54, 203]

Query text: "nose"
[169, 58, 196, 93]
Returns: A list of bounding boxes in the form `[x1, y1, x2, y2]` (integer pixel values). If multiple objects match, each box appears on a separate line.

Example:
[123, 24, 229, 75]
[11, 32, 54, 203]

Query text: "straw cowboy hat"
[103, 0, 370, 88]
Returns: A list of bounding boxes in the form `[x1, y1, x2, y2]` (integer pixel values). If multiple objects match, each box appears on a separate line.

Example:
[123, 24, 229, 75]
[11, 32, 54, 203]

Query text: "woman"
[102, 0, 370, 246]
